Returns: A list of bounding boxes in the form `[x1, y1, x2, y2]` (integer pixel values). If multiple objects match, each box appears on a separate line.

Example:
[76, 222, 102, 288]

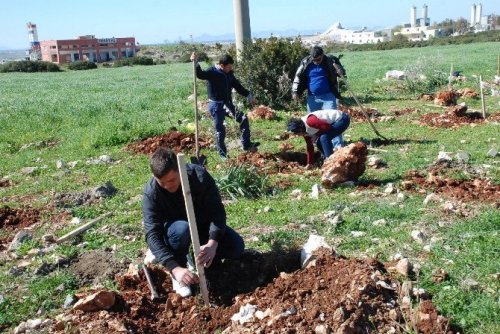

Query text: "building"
[26, 22, 42, 60]
[303, 22, 390, 46]
[470, 4, 495, 32]
[40, 35, 136, 64]
[395, 5, 439, 41]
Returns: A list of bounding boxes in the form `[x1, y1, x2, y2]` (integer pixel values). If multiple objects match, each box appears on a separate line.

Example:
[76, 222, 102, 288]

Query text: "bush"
[215, 163, 268, 200]
[0, 60, 60, 73]
[236, 37, 308, 109]
[113, 56, 154, 67]
[68, 61, 97, 70]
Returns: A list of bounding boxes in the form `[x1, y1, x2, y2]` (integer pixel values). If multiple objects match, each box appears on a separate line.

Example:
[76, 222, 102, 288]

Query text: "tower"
[411, 6, 417, 27]
[27, 22, 41, 60]
[470, 4, 476, 27]
[421, 4, 428, 26]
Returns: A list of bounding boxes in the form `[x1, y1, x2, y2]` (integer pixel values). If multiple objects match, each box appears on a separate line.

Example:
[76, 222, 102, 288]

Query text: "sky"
[0, 0, 499, 49]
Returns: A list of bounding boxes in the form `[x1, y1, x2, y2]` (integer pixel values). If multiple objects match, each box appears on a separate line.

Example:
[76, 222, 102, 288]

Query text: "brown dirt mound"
[419, 111, 493, 128]
[420, 94, 434, 101]
[321, 142, 368, 188]
[0, 178, 13, 188]
[57, 252, 456, 334]
[236, 151, 322, 175]
[69, 250, 129, 286]
[127, 131, 211, 155]
[389, 107, 417, 116]
[0, 206, 41, 249]
[338, 104, 378, 122]
[434, 91, 457, 106]
[248, 105, 277, 120]
[404, 170, 499, 205]
[456, 88, 478, 98]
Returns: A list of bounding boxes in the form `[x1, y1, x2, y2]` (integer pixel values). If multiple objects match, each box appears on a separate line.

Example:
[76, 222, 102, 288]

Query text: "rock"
[315, 324, 331, 334]
[26, 318, 42, 329]
[67, 161, 79, 168]
[436, 151, 452, 163]
[395, 258, 412, 277]
[310, 184, 320, 199]
[487, 147, 498, 157]
[290, 189, 302, 199]
[263, 206, 273, 213]
[460, 139, 467, 144]
[42, 234, 56, 244]
[423, 193, 442, 205]
[456, 151, 469, 163]
[411, 230, 425, 244]
[397, 192, 406, 202]
[20, 167, 38, 175]
[461, 278, 480, 291]
[73, 290, 116, 312]
[8, 230, 33, 251]
[329, 215, 343, 226]
[376, 280, 395, 290]
[384, 183, 395, 194]
[351, 231, 366, 237]
[108, 319, 128, 332]
[332, 307, 346, 322]
[69, 217, 81, 225]
[423, 245, 432, 252]
[367, 155, 385, 169]
[64, 294, 77, 309]
[230, 303, 257, 324]
[300, 234, 333, 268]
[321, 142, 368, 188]
[385, 70, 406, 80]
[372, 219, 387, 226]
[446, 104, 467, 117]
[99, 155, 112, 163]
[0, 294, 4, 304]
[56, 160, 65, 169]
[392, 253, 403, 261]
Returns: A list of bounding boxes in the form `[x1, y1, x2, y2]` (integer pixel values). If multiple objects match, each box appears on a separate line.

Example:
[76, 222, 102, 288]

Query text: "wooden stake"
[176, 153, 210, 306]
[448, 64, 453, 90]
[479, 75, 486, 119]
[56, 212, 112, 244]
[497, 55, 500, 77]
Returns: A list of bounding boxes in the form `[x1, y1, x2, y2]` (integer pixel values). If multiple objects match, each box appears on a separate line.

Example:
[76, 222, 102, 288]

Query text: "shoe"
[144, 249, 157, 265]
[243, 142, 260, 152]
[171, 275, 192, 297]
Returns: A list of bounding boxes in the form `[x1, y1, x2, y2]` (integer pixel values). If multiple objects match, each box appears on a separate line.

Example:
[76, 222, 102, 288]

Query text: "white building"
[303, 22, 390, 46]
[395, 5, 439, 41]
[470, 4, 494, 32]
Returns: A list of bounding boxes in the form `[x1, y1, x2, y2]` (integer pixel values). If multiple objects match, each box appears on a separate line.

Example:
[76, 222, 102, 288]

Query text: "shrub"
[236, 37, 309, 109]
[113, 56, 154, 67]
[0, 60, 60, 73]
[68, 61, 97, 70]
[215, 163, 268, 200]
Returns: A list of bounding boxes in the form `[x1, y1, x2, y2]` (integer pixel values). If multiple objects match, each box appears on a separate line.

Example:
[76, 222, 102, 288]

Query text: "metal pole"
[233, 0, 251, 58]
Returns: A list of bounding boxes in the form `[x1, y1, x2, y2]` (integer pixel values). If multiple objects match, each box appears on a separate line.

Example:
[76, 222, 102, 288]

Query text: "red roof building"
[40, 35, 136, 64]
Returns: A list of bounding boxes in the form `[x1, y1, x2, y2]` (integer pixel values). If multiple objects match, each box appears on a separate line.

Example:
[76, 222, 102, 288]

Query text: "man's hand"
[190, 52, 197, 62]
[197, 240, 218, 268]
[172, 266, 199, 285]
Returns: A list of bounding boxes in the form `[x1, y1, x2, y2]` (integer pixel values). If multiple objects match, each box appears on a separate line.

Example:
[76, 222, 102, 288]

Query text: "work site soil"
[127, 131, 211, 155]
[0, 206, 41, 250]
[57, 251, 456, 334]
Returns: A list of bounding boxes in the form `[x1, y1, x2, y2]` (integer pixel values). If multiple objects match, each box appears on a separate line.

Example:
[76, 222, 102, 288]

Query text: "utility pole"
[233, 0, 251, 58]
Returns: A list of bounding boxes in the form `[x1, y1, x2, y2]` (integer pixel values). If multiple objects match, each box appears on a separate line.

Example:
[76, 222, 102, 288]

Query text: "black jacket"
[142, 164, 226, 271]
[195, 64, 250, 102]
[292, 55, 345, 98]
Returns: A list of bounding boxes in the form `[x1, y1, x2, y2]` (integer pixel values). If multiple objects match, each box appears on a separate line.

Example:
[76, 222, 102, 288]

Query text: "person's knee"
[167, 220, 191, 247]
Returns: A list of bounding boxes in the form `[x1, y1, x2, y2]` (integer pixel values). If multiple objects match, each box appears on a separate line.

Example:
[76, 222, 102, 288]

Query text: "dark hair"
[150, 147, 178, 178]
[287, 118, 306, 134]
[219, 54, 234, 66]
[310, 46, 324, 58]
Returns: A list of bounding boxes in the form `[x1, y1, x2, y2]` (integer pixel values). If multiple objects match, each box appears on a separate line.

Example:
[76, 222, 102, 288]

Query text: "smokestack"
[476, 3, 482, 25]
[233, 0, 251, 58]
[470, 4, 476, 26]
[411, 6, 417, 28]
[421, 4, 428, 27]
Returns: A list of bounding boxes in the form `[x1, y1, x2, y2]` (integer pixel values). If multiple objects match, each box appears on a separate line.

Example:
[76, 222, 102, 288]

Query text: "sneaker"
[171, 275, 192, 297]
[143, 249, 157, 265]
[243, 142, 260, 152]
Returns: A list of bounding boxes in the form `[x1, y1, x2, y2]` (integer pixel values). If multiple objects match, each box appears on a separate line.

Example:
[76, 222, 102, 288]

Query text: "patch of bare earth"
[55, 252, 458, 333]
[338, 104, 379, 122]
[236, 151, 322, 175]
[68, 250, 129, 286]
[419, 110, 500, 128]
[0, 206, 41, 250]
[126, 131, 211, 155]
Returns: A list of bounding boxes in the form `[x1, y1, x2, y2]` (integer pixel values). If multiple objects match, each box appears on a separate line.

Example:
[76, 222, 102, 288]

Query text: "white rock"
[397, 192, 406, 202]
[423, 245, 432, 252]
[230, 304, 257, 324]
[412, 288, 427, 297]
[351, 231, 366, 237]
[56, 160, 65, 169]
[376, 281, 395, 290]
[20, 167, 38, 175]
[290, 189, 302, 199]
[384, 183, 395, 194]
[99, 155, 112, 163]
[323, 210, 337, 218]
[310, 184, 320, 199]
[411, 230, 425, 244]
[69, 217, 81, 225]
[300, 234, 333, 268]
[385, 70, 406, 80]
[392, 253, 403, 261]
[263, 206, 273, 213]
[436, 151, 452, 162]
[314, 324, 330, 334]
[329, 214, 343, 226]
[26, 318, 42, 329]
[460, 140, 467, 144]
[67, 161, 79, 168]
[487, 148, 498, 157]
[456, 151, 469, 163]
[423, 193, 442, 205]
[373, 219, 387, 226]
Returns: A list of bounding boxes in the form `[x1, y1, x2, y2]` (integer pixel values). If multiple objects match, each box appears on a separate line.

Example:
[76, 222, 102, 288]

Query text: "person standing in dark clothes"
[142, 147, 244, 297]
[191, 52, 259, 158]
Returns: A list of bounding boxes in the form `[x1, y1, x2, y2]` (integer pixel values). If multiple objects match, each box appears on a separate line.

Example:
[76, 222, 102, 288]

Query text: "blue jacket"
[195, 64, 251, 102]
[142, 164, 226, 271]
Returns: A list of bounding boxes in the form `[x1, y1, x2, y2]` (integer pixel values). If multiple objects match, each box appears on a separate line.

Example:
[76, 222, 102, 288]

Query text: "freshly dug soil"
[0, 206, 41, 249]
[127, 131, 211, 155]
[419, 112, 500, 128]
[338, 104, 379, 122]
[68, 250, 129, 286]
[248, 105, 277, 120]
[57, 252, 457, 334]
[236, 151, 322, 175]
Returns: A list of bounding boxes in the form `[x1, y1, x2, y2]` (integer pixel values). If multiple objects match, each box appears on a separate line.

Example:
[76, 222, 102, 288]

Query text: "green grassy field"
[0, 42, 499, 333]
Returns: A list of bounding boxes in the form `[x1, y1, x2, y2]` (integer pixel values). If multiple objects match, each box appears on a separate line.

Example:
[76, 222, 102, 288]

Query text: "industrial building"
[395, 4, 440, 41]
[40, 35, 136, 64]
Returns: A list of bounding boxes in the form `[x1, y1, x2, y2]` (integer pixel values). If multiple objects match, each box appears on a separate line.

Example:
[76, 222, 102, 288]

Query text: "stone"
[384, 183, 395, 194]
[310, 184, 320, 199]
[423, 193, 442, 205]
[8, 230, 33, 251]
[56, 160, 65, 169]
[329, 215, 343, 226]
[351, 231, 366, 237]
[64, 294, 77, 309]
[395, 258, 412, 277]
[456, 151, 469, 163]
[372, 219, 387, 226]
[20, 167, 38, 175]
[290, 189, 302, 199]
[321, 142, 368, 188]
[436, 151, 452, 162]
[73, 290, 116, 312]
[67, 161, 79, 168]
[397, 192, 406, 202]
[487, 147, 498, 157]
[367, 155, 385, 168]
[263, 206, 273, 213]
[411, 230, 425, 244]
[315, 324, 331, 334]
[42, 234, 56, 244]
[423, 245, 432, 253]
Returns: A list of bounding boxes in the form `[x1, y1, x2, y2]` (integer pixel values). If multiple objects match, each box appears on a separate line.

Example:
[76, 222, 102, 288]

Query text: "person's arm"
[304, 136, 315, 166]
[230, 75, 253, 103]
[306, 114, 331, 133]
[194, 63, 212, 80]
[142, 191, 179, 271]
[292, 61, 306, 98]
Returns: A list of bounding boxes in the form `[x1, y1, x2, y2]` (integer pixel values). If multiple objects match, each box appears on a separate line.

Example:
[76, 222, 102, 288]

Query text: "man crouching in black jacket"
[142, 147, 244, 297]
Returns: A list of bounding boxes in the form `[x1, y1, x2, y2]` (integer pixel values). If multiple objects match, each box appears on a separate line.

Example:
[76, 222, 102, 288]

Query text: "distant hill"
[192, 28, 322, 43]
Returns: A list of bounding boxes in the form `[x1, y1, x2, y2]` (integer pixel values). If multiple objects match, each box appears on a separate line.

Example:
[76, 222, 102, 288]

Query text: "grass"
[0, 41, 499, 333]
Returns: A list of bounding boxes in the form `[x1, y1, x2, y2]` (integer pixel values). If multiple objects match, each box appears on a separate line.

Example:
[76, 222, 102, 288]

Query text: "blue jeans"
[307, 92, 344, 149]
[209, 101, 251, 157]
[316, 113, 350, 159]
[165, 220, 245, 267]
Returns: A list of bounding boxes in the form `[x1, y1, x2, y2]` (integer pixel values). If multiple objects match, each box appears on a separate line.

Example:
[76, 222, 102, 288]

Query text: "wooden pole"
[479, 75, 486, 119]
[176, 154, 210, 306]
[56, 212, 112, 244]
[497, 55, 499, 77]
[193, 58, 199, 160]
[448, 64, 453, 90]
